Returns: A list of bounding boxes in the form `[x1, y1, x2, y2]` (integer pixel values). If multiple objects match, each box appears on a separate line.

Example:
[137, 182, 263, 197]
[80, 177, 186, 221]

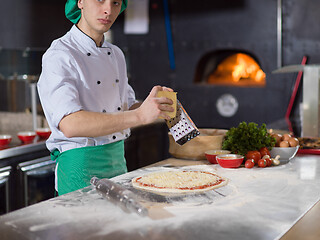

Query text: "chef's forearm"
[59, 109, 143, 138]
[58, 86, 174, 138]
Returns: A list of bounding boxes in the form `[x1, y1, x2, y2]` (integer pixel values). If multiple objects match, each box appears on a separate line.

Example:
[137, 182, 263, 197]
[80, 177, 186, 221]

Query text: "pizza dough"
[131, 170, 228, 195]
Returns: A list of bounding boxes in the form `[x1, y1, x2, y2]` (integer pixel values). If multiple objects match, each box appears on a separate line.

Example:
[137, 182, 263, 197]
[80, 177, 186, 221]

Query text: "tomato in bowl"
[216, 154, 244, 168]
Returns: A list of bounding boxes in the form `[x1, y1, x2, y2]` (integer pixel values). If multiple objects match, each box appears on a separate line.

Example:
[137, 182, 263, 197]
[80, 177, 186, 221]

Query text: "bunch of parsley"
[222, 122, 276, 156]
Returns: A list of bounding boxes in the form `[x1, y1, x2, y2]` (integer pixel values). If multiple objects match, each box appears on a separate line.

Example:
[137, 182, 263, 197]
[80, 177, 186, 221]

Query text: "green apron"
[51, 140, 127, 195]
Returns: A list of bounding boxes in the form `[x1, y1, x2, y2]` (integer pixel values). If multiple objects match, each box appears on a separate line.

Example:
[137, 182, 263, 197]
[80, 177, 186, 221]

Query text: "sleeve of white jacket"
[37, 48, 83, 129]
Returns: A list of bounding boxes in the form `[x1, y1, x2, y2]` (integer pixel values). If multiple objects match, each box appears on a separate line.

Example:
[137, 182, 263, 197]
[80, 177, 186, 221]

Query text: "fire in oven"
[190, 49, 270, 122]
[194, 50, 266, 88]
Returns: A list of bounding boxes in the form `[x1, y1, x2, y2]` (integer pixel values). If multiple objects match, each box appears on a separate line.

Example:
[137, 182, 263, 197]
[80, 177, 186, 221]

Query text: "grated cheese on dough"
[131, 170, 228, 194]
[137, 171, 218, 188]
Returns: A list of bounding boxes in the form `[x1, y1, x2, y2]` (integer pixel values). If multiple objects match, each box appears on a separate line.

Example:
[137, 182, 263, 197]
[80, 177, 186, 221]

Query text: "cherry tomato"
[265, 158, 272, 167]
[245, 159, 255, 168]
[262, 155, 272, 167]
[258, 159, 267, 168]
[259, 147, 270, 157]
[246, 151, 261, 164]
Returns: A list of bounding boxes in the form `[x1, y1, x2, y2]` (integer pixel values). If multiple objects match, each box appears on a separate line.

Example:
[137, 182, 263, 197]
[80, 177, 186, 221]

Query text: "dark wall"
[0, 0, 72, 49]
[283, 0, 320, 65]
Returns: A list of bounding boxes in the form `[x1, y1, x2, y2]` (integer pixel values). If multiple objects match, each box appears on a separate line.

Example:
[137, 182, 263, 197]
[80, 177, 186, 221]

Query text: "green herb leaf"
[222, 121, 276, 156]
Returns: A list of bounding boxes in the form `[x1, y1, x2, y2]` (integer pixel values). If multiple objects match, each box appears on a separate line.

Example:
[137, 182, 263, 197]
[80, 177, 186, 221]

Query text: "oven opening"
[194, 50, 266, 87]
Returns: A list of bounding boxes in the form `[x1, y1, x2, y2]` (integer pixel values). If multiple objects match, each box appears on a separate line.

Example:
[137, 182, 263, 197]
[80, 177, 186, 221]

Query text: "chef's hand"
[137, 85, 174, 124]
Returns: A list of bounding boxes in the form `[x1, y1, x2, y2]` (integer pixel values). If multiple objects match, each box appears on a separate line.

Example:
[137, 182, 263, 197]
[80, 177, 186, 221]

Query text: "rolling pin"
[90, 177, 148, 217]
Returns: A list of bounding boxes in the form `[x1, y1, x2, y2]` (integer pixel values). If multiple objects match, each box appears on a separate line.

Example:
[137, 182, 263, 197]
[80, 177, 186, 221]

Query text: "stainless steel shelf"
[0, 141, 47, 160]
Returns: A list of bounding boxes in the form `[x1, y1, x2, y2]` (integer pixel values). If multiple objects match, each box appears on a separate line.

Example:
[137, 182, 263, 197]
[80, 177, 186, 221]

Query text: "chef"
[37, 0, 174, 195]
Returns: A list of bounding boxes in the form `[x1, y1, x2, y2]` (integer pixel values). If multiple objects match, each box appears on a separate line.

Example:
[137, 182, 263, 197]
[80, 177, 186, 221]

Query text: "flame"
[208, 53, 266, 87]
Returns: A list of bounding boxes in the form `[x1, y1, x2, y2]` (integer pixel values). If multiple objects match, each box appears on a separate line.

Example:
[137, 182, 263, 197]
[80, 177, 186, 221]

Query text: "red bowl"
[36, 128, 51, 139]
[205, 150, 231, 164]
[0, 135, 12, 146]
[216, 154, 244, 168]
[17, 131, 36, 143]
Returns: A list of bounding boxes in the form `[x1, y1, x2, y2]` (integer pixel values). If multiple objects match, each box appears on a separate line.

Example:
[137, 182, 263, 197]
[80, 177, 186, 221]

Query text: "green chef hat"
[65, 0, 128, 24]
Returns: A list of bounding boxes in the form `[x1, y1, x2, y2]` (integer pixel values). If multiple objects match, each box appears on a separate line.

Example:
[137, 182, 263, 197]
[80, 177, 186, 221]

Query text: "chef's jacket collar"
[70, 25, 110, 49]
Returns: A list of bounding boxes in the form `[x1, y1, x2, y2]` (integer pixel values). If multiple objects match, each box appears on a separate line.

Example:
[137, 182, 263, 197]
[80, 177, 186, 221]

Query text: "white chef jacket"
[38, 25, 138, 153]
